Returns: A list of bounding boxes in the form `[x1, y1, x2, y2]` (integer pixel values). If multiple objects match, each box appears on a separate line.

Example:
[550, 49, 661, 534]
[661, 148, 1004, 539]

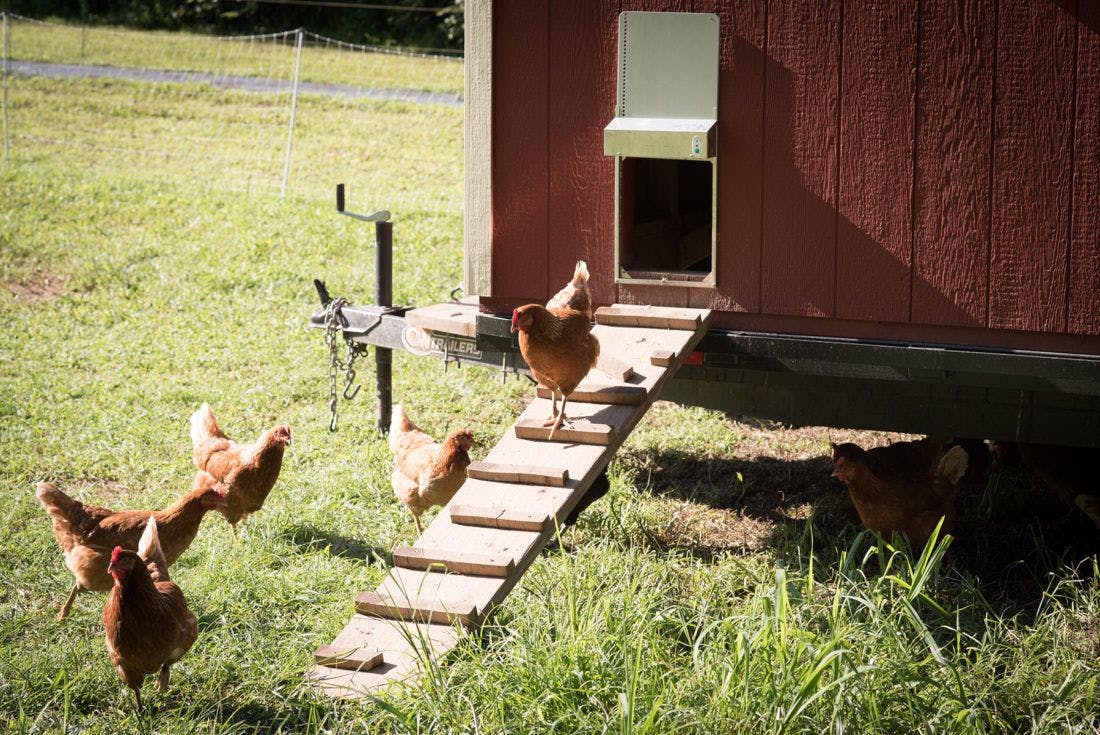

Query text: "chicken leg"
[547, 395, 574, 440]
[540, 378, 563, 426]
[541, 391, 560, 426]
[57, 584, 80, 621]
[131, 684, 143, 714]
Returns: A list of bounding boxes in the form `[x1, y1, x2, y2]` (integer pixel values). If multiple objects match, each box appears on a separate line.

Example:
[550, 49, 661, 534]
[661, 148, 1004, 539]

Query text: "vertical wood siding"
[835, 1, 917, 322]
[912, 0, 994, 328]
[489, 0, 1100, 351]
[989, 0, 1075, 333]
[691, 0, 766, 314]
[546, 0, 620, 307]
[1070, 1, 1100, 335]
[759, 0, 840, 317]
[491, 2, 549, 300]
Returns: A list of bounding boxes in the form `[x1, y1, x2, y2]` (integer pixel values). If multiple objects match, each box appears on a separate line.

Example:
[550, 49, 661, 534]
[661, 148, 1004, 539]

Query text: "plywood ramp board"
[514, 418, 615, 445]
[392, 544, 516, 578]
[313, 305, 712, 697]
[465, 461, 569, 486]
[536, 383, 647, 406]
[309, 615, 460, 697]
[370, 566, 507, 627]
[449, 505, 554, 532]
[313, 644, 383, 671]
[594, 305, 705, 330]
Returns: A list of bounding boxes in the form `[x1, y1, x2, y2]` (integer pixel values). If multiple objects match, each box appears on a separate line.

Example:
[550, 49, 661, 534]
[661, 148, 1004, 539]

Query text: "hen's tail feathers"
[936, 445, 969, 486]
[35, 481, 79, 520]
[138, 516, 170, 583]
[571, 260, 590, 287]
[190, 403, 227, 448]
[389, 404, 419, 452]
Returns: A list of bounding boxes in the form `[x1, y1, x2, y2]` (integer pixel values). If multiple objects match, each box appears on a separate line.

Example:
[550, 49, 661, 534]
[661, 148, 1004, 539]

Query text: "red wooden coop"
[457, 0, 1100, 446]
[318, 0, 1100, 446]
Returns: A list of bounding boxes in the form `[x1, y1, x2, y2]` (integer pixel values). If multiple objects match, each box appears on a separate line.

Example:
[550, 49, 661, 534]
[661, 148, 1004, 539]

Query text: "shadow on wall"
[621, 32, 986, 329]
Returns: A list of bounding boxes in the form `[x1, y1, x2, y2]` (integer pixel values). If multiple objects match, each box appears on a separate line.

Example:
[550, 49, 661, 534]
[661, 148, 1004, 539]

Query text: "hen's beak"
[510, 323, 517, 334]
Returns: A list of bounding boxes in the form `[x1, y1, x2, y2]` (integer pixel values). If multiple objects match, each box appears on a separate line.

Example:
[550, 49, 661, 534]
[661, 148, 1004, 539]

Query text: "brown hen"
[36, 478, 225, 620]
[389, 404, 473, 534]
[190, 404, 291, 533]
[511, 304, 600, 437]
[831, 437, 968, 548]
[103, 516, 198, 714]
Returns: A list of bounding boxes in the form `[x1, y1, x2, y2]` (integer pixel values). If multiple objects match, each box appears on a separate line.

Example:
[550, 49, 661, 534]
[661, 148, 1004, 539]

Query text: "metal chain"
[323, 297, 367, 431]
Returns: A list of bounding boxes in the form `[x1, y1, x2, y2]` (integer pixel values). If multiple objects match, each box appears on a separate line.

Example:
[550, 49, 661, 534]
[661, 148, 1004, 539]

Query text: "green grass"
[2, 27, 1099, 735]
[6, 16, 463, 94]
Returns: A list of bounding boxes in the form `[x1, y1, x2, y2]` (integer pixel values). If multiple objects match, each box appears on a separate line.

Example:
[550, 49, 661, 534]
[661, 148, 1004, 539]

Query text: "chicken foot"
[546, 396, 574, 440]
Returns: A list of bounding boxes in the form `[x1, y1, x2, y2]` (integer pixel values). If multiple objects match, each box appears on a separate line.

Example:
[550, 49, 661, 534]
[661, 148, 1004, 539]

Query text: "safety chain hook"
[323, 297, 367, 431]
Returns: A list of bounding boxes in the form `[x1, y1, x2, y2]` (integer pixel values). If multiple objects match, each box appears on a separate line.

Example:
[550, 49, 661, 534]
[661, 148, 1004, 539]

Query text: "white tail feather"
[189, 403, 221, 448]
[937, 445, 969, 485]
[137, 515, 160, 560]
[138, 515, 171, 582]
[571, 260, 589, 286]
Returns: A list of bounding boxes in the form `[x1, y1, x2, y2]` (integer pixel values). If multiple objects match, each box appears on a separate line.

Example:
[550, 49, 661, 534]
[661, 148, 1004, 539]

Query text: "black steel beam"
[308, 304, 1100, 445]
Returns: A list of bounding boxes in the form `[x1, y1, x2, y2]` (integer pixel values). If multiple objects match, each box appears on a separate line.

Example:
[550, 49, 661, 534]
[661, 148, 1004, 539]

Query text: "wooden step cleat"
[393, 545, 515, 578]
[650, 349, 674, 367]
[537, 383, 646, 406]
[514, 418, 614, 445]
[596, 354, 634, 381]
[449, 504, 554, 532]
[313, 644, 384, 672]
[466, 461, 568, 487]
[595, 305, 706, 330]
[355, 591, 478, 627]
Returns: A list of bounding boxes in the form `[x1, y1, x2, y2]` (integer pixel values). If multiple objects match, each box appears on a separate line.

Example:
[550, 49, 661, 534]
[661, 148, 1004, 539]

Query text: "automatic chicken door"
[603, 11, 719, 287]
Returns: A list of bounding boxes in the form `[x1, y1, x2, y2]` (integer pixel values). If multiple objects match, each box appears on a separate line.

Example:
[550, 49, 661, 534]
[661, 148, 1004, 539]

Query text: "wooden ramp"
[310, 304, 711, 697]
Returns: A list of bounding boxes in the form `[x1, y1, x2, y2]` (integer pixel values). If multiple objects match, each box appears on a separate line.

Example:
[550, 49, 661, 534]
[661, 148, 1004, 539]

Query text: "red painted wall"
[484, 0, 1100, 354]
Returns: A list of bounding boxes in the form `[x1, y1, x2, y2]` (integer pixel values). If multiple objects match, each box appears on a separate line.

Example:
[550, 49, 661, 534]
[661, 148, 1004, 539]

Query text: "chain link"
[323, 297, 367, 431]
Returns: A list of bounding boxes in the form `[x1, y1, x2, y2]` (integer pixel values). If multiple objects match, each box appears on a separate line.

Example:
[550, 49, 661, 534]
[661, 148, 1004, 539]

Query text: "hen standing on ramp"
[389, 404, 473, 534]
[190, 404, 291, 534]
[511, 303, 600, 438]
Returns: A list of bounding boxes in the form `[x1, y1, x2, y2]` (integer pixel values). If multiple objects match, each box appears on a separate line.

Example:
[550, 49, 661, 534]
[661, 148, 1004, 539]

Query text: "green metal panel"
[616, 11, 718, 119]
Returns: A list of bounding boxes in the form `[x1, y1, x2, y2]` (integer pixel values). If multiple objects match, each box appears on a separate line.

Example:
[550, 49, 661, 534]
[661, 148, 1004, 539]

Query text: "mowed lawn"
[1, 31, 1099, 735]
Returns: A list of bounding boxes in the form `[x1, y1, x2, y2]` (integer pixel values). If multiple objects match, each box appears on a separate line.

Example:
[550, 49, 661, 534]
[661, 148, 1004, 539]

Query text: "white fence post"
[281, 27, 303, 197]
[3, 11, 10, 166]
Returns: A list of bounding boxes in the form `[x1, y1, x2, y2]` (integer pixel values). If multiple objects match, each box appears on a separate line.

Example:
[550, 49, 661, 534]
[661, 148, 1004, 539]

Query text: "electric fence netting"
[0, 13, 463, 212]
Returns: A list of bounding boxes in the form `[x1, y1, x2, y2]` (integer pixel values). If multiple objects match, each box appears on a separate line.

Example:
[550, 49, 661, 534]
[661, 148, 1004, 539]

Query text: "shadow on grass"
[280, 523, 392, 566]
[624, 446, 1100, 617]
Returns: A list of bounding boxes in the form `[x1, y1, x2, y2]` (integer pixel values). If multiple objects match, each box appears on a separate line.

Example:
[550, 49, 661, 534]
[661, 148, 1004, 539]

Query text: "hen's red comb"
[110, 546, 124, 565]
